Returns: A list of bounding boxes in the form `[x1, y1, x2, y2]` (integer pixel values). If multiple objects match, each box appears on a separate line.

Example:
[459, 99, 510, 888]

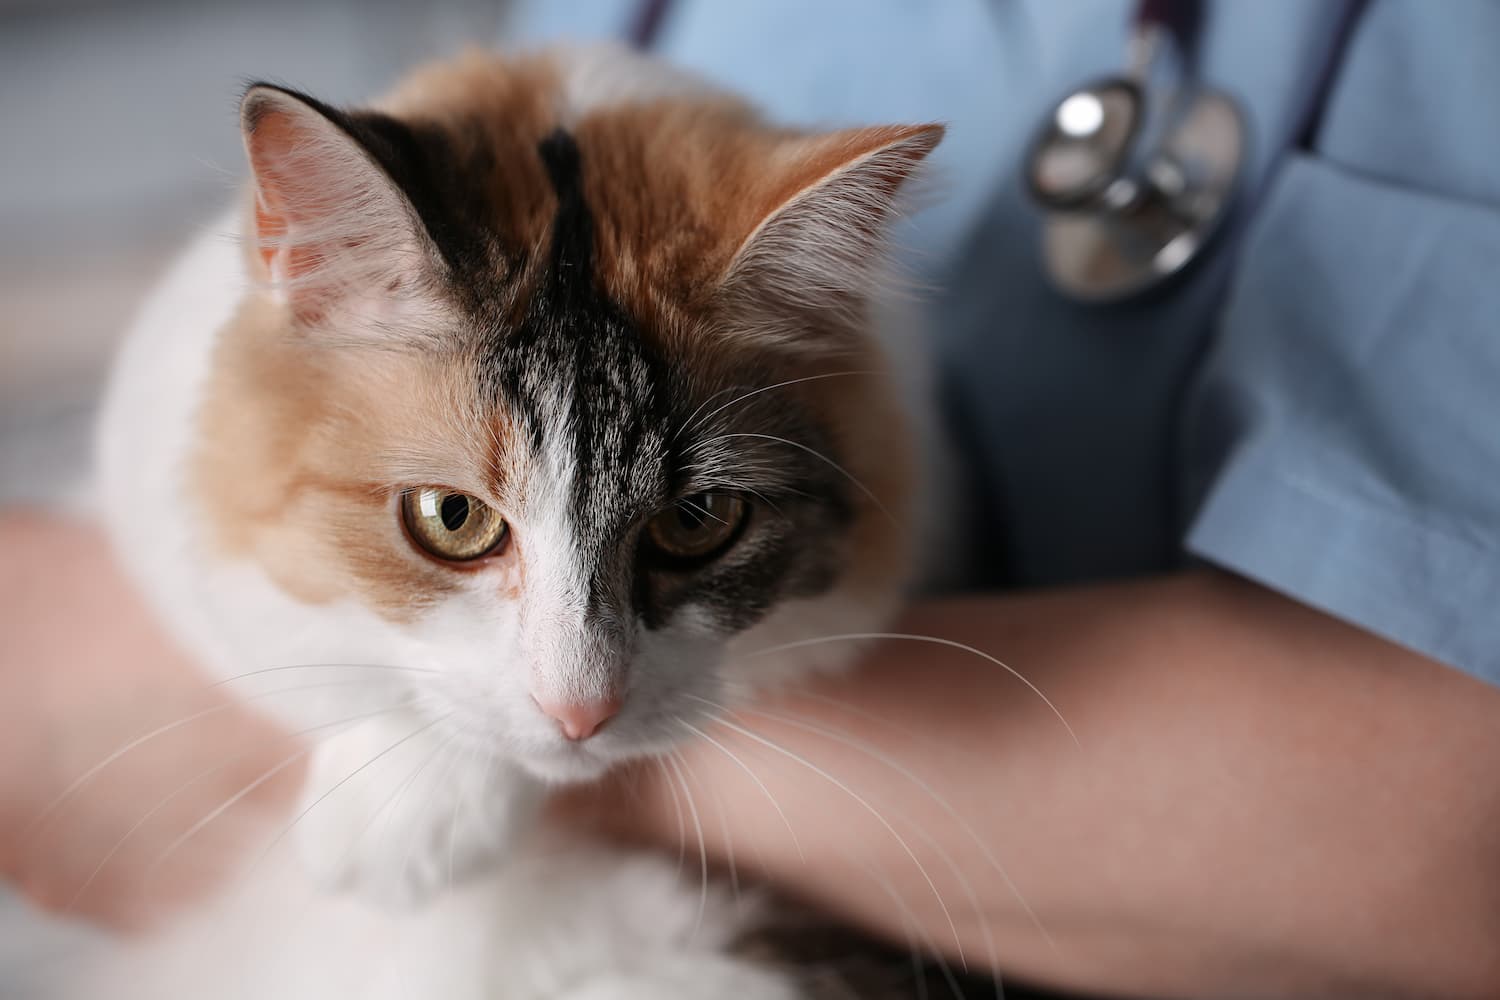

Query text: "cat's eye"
[401, 487, 508, 562]
[645, 492, 749, 563]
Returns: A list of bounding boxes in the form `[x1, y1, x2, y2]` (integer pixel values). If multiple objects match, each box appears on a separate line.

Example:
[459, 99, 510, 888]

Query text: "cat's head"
[192, 48, 941, 782]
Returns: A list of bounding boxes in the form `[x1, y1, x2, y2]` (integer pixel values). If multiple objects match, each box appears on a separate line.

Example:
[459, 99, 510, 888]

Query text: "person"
[5, 0, 1500, 996]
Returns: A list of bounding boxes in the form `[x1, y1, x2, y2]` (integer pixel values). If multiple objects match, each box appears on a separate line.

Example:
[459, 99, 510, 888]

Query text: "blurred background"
[0, 0, 593, 503]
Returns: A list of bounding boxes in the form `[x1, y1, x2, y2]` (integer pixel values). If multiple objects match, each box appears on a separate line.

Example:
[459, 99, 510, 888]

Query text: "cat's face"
[191, 50, 940, 782]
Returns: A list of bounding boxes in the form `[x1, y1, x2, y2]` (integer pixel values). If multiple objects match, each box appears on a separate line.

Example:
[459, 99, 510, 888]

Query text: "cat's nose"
[532, 695, 621, 742]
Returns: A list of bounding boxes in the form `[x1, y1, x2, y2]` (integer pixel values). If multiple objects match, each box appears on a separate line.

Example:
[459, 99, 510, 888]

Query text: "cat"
[66, 42, 962, 999]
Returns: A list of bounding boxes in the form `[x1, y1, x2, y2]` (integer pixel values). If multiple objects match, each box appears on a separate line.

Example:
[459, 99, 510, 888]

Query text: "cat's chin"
[518, 747, 616, 785]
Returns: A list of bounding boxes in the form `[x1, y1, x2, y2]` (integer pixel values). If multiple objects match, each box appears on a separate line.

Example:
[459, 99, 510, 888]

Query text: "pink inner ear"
[247, 107, 344, 289]
[241, 89, 432, 327]
[246, 106, 324, 288]
[253, 196, 359, 287]
[253, 201, 284, 275]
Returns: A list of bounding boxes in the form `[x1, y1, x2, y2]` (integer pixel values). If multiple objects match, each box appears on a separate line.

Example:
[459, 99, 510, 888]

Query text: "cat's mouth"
[520, 741, 617, 783]
[435, 690, 700, 785]
[520, 716, 695, 785]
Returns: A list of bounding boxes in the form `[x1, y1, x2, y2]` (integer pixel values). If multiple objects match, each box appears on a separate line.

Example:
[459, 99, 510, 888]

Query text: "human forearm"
[594, 570, 1500, 997]
[0, 511, 299, 925]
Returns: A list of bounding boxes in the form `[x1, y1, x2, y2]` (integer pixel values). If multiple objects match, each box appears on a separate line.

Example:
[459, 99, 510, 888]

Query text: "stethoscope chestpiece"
[1027, 78, 1146, 214]
[1024, 0, 1245, 304]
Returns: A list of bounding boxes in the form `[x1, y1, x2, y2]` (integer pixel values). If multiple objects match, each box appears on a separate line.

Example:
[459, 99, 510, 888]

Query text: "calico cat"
[75, 43, 962, 999]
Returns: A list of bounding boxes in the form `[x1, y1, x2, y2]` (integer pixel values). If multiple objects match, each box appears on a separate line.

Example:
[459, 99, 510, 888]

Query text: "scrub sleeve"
[1183, 0, 1500, 687]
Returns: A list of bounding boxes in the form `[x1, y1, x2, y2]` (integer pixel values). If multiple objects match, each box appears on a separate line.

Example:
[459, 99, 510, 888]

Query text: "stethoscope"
[1024, 0, 1245, 303]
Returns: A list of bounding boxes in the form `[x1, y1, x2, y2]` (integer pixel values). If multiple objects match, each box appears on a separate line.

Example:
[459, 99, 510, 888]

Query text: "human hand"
[0, 510, 300, 928]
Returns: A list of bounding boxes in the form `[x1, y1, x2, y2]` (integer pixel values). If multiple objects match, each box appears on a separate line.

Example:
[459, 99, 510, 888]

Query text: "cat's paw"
[295, 715, 540, 908]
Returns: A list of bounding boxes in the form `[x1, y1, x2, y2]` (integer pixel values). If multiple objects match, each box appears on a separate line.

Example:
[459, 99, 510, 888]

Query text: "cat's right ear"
[240, 84, 441, 328]
[716, 123, 944, 350]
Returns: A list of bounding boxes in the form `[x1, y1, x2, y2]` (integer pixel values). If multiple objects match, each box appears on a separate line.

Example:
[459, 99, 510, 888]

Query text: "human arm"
[0, 510, 300, 927]
[586, 570, 1500, 998]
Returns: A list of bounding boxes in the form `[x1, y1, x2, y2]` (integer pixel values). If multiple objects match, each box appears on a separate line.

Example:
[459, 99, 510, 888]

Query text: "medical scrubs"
[507, 0, 1500, 688]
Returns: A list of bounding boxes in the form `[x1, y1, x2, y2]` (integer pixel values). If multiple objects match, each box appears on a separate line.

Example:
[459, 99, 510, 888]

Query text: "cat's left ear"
[240, 84, 443, 327]
[720, 123, 944, 339]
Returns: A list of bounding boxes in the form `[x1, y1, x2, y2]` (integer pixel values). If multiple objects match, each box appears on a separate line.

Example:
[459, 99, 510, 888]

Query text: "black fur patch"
[535, 129, 593, 295]
[732, 909, 1004, 999]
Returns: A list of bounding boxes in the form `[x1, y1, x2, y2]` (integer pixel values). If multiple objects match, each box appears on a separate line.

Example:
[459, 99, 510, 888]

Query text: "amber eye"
[645, 492, 749, 563]
[401, 487, 508, 562]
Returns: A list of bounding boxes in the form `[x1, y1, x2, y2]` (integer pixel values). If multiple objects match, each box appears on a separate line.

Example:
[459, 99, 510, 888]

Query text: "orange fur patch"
[192, 295, 514, 617]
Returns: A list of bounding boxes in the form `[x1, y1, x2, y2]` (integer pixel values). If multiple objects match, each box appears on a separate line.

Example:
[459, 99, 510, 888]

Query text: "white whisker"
[142, 745, 310, 899]
[744, 703, 1042, 980]
[752, 633, 1080, 747]
[210, 662, 436, 687]
[698, 756, 741, 901]
[852, 856, 965, 1000]
[23, 695, 280, 842]
[737, 704, 1002, 982]
[679, 719, 804, 863]
[685, 370, 878, 439]
[666, 749, 709, 938]
[271, 728, 457, 974]
[26, 664, 428, 846]
[689, 696, 968, 970]
[252, 714, 449, 867]
[654, 754, 688, 879]
[708, 432, 897, 524]
[474, 747, 499, 841]
[62, 703, 404, 916]
[393, 733, 461, 882]
[448, 742, 483, 891]
[673, 384, 743, 445]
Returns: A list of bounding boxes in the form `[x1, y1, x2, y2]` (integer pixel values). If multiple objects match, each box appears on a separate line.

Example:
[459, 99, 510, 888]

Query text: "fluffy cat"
[59, 43, 960, 999]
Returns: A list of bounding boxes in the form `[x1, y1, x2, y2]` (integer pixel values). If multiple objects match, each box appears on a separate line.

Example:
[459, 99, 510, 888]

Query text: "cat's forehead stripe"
[478, 125, 675, 618]
[536, 128, 591, 285]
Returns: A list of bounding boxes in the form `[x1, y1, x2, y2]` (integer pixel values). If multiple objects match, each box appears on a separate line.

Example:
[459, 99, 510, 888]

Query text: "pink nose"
[532, 695, 621, 742]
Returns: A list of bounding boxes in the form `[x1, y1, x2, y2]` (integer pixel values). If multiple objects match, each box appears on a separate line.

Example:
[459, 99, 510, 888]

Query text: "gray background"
[0, 0, 523, 501]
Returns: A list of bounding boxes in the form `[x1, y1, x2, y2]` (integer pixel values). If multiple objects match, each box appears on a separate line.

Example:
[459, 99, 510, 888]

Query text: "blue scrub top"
[509, 0, 1500, 689]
